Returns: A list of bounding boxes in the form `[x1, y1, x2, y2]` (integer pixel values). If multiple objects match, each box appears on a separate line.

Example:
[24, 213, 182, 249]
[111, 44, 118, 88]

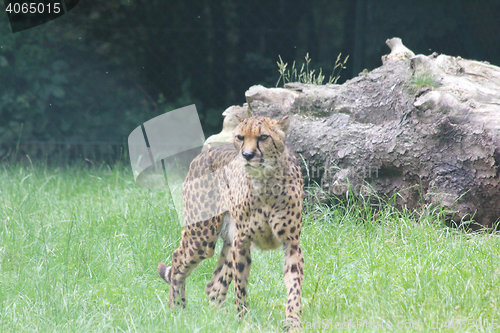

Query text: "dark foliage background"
[0, 0, 499, 158]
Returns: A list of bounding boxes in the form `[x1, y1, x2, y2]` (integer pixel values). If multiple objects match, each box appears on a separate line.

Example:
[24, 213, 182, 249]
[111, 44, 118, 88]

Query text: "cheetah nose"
[242, 150, 255, 161]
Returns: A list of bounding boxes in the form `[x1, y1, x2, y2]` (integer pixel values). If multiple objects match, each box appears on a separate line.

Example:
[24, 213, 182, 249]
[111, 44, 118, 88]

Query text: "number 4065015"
[5, 2, 61, 14]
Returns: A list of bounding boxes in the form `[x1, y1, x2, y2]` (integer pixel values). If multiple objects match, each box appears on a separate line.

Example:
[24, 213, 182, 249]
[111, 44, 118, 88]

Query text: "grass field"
[1, 163, 500, 332]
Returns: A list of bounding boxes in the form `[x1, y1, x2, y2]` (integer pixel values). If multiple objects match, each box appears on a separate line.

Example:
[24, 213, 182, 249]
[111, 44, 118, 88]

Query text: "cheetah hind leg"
[160, 237, 215, 309]
[205, 241, 233, 305]
[161, 246, 195, 309]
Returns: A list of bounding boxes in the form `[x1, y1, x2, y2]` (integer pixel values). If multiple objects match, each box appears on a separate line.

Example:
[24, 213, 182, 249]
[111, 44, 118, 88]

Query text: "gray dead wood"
[238, 38, 500, 228]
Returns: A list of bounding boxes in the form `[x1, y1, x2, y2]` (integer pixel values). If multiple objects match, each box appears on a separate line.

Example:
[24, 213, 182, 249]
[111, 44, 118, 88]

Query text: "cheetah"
[158, 115, 304, 328]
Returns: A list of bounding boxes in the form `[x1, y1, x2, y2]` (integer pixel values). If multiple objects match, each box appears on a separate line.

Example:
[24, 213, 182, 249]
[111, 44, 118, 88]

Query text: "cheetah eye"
[258, 135, 269, 141]
[236, 135, 244, 141]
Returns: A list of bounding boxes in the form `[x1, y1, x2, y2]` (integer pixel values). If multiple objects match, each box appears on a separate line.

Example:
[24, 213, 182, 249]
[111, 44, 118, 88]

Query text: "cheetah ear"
[234, 114, 244, 123]
[278, 116, 290, 133]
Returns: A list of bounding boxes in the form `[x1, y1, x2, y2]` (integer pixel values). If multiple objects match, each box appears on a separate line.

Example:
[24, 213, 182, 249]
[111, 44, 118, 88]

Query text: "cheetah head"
[233, 116, 290, 171]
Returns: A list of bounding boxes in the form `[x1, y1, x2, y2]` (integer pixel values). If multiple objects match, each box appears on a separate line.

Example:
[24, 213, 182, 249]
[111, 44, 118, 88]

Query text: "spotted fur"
[158, 116, 304, 328]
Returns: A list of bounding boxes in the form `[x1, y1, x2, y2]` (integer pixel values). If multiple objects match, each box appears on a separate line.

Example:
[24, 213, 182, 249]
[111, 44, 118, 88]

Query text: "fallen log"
[210, 38, 500, 228]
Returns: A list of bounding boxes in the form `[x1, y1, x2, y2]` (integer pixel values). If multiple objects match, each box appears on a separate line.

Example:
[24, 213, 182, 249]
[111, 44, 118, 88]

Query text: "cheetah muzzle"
[158, 115, 304, 329]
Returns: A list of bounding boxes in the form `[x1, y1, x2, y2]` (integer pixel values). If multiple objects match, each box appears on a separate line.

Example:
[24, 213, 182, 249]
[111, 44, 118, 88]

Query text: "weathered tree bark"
[235, 37, 500, 228]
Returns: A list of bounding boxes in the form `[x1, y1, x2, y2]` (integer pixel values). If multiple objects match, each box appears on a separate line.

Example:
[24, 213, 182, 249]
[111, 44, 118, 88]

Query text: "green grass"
[408, 70, 441, 94]
[276, 53, 349, 87]
[1, 163, 500, 332]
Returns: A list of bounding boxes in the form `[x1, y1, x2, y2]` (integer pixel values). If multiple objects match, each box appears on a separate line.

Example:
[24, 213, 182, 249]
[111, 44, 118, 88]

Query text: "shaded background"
[1, 0, 499, 162]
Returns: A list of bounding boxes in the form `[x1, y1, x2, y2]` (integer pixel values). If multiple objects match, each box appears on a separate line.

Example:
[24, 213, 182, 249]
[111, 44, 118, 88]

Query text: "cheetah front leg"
[231, 234, 252, 315]
[205, 240, 232, 304]
[283, 240, 304, 328]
